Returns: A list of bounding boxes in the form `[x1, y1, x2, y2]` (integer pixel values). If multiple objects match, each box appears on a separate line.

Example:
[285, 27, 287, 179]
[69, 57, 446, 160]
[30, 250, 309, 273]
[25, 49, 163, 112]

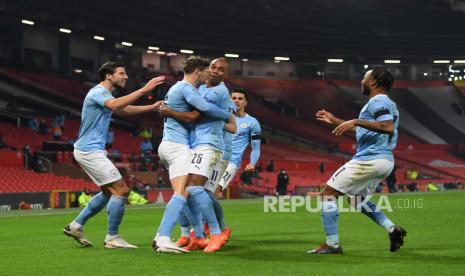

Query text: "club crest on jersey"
[240, 123, 248, 128]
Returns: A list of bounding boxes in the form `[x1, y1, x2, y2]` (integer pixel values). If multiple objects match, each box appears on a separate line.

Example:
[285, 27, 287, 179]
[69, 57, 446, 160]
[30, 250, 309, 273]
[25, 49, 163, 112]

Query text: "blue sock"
[206, 190, 226, 230]
[360, 200, 395, 232]
[321, 200, 339, 247]
[158, 194, 186, 237]
[178, 208, 191, 237]
[186, 197, 206, 238]
[74, 192, 110, 225]
[187, 186, 221, 235]
[178, 206, 191, 228]
[107, 195, 126, 236]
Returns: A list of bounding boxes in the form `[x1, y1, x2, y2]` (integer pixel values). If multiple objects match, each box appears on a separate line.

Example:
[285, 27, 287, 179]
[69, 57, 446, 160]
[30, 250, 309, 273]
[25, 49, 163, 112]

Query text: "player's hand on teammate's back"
[151, 100, 164, 111]
[332, 119, 356, 136]
[316, 109, 336, 125]
[158, 104, 170, 117]
[142, 76, 165, 92]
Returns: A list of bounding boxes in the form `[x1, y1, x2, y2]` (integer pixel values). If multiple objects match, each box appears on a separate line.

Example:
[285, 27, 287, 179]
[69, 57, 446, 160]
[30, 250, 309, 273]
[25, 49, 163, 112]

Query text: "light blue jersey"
[191, 83, 231, 151]
[162, 81, 231, 146]
[353, 94, 399, 161]
[74, 85, 114, 152]
[222, 100, 237, 161]
[230, 113, 261, 167]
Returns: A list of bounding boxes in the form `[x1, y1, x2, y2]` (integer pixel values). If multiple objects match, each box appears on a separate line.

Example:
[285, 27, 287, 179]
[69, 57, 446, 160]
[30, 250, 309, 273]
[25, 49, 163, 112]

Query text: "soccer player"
[217, 88, 261, 195]
[174, 58, 236, 253]
[63, 61, 165, 249]
[152, 56, 233, 253]
[308, 67, 407, 254]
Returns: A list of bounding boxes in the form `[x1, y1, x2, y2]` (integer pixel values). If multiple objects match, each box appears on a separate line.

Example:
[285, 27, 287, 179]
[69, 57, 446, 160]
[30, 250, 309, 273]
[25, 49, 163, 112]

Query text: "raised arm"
[332, 97, 395, 136]
[333, 119, 393, 136]
[115, 101, 164, 117]
[104, 76, 165, 111]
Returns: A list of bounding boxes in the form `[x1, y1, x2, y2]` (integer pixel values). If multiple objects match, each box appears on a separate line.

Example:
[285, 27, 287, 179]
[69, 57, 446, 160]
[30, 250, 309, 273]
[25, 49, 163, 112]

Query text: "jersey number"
[211, 170, 219, 182]
[191, 153, 203, 164]
[222, 171, 232, 182]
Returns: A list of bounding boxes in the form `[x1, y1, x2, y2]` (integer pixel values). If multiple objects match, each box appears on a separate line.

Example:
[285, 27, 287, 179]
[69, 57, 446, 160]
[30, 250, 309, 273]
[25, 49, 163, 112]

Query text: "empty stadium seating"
[333, 80, 465, 144]
[0, 166, 96, 193]
[0, 119, 145, 154]
[229, 77, 420, 145]
[0, 67, 88, 104]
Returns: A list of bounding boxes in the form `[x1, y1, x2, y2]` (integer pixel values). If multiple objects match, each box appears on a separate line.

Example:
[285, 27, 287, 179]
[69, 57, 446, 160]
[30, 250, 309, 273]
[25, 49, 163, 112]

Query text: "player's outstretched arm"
[104, 76, 165, 111]
[224, 114, 237, 134]
[333, 119, 393, 136]
[114, 101, 164, 117]
[316, 109, 345, 126]
[159, 106, 203, 123]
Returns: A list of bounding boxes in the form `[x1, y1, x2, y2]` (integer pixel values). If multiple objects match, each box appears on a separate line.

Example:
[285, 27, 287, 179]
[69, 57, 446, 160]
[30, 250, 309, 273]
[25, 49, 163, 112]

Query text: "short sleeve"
[90, 89, 114, 107]
[251, 118, 261, 140]
[368, 97, 393, 122]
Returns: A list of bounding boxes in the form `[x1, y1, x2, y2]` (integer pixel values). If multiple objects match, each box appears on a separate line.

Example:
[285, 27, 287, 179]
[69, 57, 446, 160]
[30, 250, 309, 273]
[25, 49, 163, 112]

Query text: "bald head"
[207, 58, 230, 86]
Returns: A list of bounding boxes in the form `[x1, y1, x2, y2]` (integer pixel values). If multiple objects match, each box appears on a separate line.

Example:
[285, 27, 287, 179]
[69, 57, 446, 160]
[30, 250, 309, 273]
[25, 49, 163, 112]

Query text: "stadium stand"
[0, 67, 88, 105]
[230, 77, 420, 145]
[0, 166, 96, 193]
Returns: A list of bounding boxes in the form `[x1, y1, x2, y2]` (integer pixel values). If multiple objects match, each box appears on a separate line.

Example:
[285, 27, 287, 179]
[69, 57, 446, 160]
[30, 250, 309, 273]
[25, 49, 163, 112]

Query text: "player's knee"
[320, 185, 340, 200]
[107, 180, 130, 196]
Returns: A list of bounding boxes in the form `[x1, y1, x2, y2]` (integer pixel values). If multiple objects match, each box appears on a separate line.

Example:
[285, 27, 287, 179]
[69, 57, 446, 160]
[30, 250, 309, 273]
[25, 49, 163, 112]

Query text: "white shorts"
[218, 162, 239, 190]
[327, 159, 394, 197]
[158, 141, 191, 180]
[73, 149, 122, 186]
[204, 159, 229, 193]
[189, 145, 223, 178]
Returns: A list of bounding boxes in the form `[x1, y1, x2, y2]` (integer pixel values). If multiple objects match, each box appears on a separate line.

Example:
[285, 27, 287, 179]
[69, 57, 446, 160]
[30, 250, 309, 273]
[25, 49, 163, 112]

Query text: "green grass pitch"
[1, 191, 465, 275]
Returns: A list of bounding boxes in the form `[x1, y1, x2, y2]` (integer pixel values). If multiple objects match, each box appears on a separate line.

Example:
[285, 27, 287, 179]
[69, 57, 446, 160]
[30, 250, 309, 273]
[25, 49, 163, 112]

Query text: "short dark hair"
[371, 66, 394, 91]
[182, 56, 210, 74]
[98, 61, 125, 81]
[232, 87, 248, 101]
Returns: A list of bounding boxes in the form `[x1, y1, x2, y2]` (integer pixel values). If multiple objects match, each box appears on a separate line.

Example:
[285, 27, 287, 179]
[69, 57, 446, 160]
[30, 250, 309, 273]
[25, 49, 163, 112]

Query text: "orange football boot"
[204, 234, 223, 253]
[175, 236, 190, 247]
[184, 237, 209, 251]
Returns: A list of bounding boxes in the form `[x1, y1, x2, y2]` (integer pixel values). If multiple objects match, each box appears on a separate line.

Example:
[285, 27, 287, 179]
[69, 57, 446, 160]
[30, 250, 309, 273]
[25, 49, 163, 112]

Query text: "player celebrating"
[180, 58, 236, 253]
[63, 61, 165, 249]
[174, 59, 237, 248]
[308, 67, 406, 254]
[217, 88, 261, 195]
[152, 56, 232, 253]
